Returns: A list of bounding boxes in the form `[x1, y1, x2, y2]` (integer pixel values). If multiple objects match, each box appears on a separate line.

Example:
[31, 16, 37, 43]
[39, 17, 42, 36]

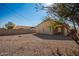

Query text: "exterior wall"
[36, 20, 54, 35]
[77, 28, 79, 38]
[54, 26, 68, 36]
[36, 19, 69, 36]
[58, 28, 62, 32]
[54, 27, 64, 35]
[64, 28, 68, 36]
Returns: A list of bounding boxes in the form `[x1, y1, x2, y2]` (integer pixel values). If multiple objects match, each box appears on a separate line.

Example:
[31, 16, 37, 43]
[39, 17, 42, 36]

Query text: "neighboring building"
[35, 18, 70, 36]
[14, 26, 32, 30]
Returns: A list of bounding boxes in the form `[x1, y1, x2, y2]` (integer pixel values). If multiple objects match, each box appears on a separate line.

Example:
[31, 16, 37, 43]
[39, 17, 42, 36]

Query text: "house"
[35, 18, 70, 36]
[14, 26, 32, 30]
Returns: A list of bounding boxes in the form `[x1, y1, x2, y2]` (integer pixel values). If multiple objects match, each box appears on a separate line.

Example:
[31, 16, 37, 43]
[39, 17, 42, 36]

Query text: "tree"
[5, 22, 16, 29]
[49, 4, 79, 27]
[48, 3, 79, 44]
[35, 3, 79, 27]
[35, 3, 79, 45]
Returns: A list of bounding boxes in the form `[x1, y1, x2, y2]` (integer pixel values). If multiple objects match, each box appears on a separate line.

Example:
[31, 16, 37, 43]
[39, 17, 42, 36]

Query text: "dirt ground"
[0, 33, 79, 56]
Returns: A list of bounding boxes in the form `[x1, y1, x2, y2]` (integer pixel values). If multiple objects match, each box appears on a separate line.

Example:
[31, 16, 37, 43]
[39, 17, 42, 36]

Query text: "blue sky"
[0, 3, 47, 27]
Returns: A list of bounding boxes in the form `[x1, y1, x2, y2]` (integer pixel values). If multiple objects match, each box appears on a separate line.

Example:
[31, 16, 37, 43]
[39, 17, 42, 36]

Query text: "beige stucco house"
[35, 18, 69, 36]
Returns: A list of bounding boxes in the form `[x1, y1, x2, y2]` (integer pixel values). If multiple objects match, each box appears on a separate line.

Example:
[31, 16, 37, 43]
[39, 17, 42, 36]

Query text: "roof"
[36, 17, 55, 27]
[36, 17, 70, 29]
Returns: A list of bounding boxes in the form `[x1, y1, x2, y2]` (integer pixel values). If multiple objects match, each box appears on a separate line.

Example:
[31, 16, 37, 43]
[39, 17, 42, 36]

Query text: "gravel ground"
[0, 33, 79, 56]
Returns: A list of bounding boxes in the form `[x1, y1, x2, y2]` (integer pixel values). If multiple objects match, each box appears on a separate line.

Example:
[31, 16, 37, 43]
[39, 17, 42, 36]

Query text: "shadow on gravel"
[33, 33, 72, 40]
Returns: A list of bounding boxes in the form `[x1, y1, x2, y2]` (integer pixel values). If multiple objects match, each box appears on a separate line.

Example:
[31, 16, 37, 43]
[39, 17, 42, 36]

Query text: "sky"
[0, 3, 47, 27]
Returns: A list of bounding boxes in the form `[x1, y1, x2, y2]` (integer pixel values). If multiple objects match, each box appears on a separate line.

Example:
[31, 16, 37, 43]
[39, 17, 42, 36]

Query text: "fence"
[0, 29, 34, 36]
